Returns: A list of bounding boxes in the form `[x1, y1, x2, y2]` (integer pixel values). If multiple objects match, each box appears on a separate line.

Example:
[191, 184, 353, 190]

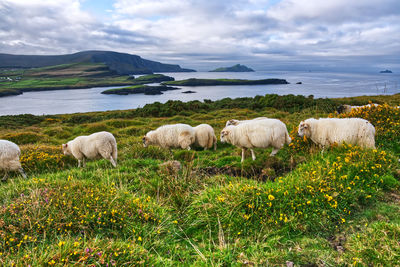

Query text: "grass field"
[0, 63, 134, 96]
[0, 94, 399, 266]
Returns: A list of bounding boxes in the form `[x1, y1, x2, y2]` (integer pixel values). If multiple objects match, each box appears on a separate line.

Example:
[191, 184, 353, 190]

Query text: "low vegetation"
[0, 93, 399, 265]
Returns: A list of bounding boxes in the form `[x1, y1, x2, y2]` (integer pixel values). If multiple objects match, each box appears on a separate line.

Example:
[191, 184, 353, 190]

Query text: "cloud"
[0, 0, 399, 71]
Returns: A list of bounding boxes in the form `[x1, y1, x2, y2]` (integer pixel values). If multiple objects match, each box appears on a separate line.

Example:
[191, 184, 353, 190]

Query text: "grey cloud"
[0, 0, 399, 72]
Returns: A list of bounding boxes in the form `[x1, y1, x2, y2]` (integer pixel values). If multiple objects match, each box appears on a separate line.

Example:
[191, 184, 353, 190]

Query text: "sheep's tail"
[213, 134, 217, 151]
[111, 140, 118, 163]
[285, 130, 292, 144]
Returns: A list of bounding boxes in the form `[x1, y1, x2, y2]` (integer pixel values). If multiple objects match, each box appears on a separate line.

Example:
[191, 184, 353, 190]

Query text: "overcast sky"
[0, 0, 399, 71]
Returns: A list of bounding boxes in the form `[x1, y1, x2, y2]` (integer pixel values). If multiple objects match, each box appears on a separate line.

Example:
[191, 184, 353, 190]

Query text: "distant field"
[0, 94, 399, 265]
[0, 63, 135, 96]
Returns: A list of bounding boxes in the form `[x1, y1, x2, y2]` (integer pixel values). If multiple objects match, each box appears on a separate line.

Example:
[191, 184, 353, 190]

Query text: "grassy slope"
[0, 63, 134, 95]
[0, 94, 399, 265]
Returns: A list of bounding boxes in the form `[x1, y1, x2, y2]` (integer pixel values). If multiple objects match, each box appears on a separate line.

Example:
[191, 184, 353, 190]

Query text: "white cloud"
[0, 0, 399, 71]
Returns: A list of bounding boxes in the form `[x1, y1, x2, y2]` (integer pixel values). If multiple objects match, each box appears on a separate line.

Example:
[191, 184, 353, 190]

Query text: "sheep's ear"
[304, 123, 310, 129]
[62, 144, 67, 148]
[222, 130, 230, 135]
[142, 136, 147, 143]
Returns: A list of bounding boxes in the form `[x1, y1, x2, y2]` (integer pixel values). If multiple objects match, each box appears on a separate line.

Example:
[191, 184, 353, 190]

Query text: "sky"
[0, 0, 399, 72]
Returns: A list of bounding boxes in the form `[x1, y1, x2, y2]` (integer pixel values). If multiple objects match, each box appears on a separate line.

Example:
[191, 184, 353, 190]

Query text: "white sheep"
[225, 117, 271, 157]
[143, 124, 195, 150]
[220, 119, 291, 162]
[297, 118, 375, 149]
[62, 131, 117, 168]
[225, 117, 268, 127]
[193, 124, 217, 150]
[0, 140, 27, 181]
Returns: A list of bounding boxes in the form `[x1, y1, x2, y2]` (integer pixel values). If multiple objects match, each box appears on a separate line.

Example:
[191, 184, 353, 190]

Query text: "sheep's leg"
[187, 146, 191, 151]
[213, 142, 217, 151]
[2, 171, 8, 182]
[204, 147, 207, 151]
[78, 159, 82, 168]
[109, 156, 117, 167]
[251, 149, 256, 160]
[18, 168, 27, 179]
[82, 158, 86, 168]
[270, 148, 279, 156]
[241, 148, 247, 163]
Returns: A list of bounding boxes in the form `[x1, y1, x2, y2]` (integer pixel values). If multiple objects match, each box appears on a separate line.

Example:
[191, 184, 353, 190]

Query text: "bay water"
[0, 71, 398, 115]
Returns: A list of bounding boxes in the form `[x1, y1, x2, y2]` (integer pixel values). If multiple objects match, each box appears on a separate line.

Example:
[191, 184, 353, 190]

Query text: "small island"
[128, 74, 175, 83]
[163, 78, 288, 86]
[380, 69, 393, 73]
[182, 90, 196, 94]
[209, 64, 254, 72]
[101, 85, 180, 95]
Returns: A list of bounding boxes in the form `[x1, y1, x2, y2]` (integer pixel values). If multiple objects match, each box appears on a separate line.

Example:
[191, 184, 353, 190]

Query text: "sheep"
[225, 117, 270, 157]
[225, 117, 268, 127]
[297, 118, 375, 149]
[336, 104, 379, 114]
[143, 124, 195, 150]
[220, 119, 291, 162]
[0, 140, 27, 181]
[193, 124, 217, 150]
[62, 131, 117, 168]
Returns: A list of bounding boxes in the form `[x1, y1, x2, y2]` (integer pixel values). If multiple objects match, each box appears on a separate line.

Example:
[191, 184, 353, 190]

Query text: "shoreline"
[0, 92, 398, 117]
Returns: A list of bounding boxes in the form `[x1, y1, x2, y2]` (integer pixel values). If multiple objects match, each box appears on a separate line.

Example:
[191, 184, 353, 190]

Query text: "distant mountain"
[209, 64, 254, 72]
[0, 51, 196, 75]
[380, 69, 393, 73]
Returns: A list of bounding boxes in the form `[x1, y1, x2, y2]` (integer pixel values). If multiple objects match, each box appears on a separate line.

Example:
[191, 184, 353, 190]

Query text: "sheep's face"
[142, 136, 149, 147]
[62, 143, 71, 155]
[336, 105, 345, 114]
[297, 121, 311, 138]
[220, 130, 230, 143]
[225, 119, 239, 127]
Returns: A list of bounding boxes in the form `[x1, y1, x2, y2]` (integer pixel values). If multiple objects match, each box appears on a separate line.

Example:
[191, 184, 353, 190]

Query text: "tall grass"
[0, 95, 399, 265]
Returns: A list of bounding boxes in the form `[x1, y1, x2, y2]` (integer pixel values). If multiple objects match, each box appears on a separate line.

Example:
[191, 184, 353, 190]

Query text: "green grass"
[0, 94, 399, 265]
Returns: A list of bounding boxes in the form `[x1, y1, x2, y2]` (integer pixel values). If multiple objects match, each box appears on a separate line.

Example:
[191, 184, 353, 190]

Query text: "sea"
[0, 71, 398, 116]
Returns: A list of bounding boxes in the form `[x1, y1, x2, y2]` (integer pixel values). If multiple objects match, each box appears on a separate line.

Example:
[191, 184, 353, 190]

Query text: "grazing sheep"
[0, 140, 27, 181]
[336, 104, 379, 114]
[220, 119, 291, 162]
[225, 117, 270, 157]
[225, 117, 268, 127]
[143, 124, 195, 150]
[193, 124, 217, 150]
[62, 131, 117, 168]
[297, 118, 375, 149]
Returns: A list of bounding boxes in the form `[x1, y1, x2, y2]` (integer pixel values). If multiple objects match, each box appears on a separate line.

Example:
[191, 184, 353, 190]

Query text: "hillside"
[0, 67, 178, 97]
[209, 64, 255, 72]
[0, 50, 196, 75]
[0, 94, 399, 265]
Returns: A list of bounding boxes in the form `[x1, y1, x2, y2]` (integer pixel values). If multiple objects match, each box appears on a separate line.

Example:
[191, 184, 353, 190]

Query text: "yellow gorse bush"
[192, 144, 397, 235]
[0, 178, 160, 255]
[20, 145, 76, 172]
[335, 104, 400, 144]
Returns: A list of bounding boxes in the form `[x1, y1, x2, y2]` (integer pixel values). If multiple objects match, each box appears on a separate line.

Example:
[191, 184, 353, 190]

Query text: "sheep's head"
[297, 121, 311, 138]
[62, 143, 71, 155]
[220, 129, 231, 143]
[226, 119, 239, 127]
[142, 136, 149, 147]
